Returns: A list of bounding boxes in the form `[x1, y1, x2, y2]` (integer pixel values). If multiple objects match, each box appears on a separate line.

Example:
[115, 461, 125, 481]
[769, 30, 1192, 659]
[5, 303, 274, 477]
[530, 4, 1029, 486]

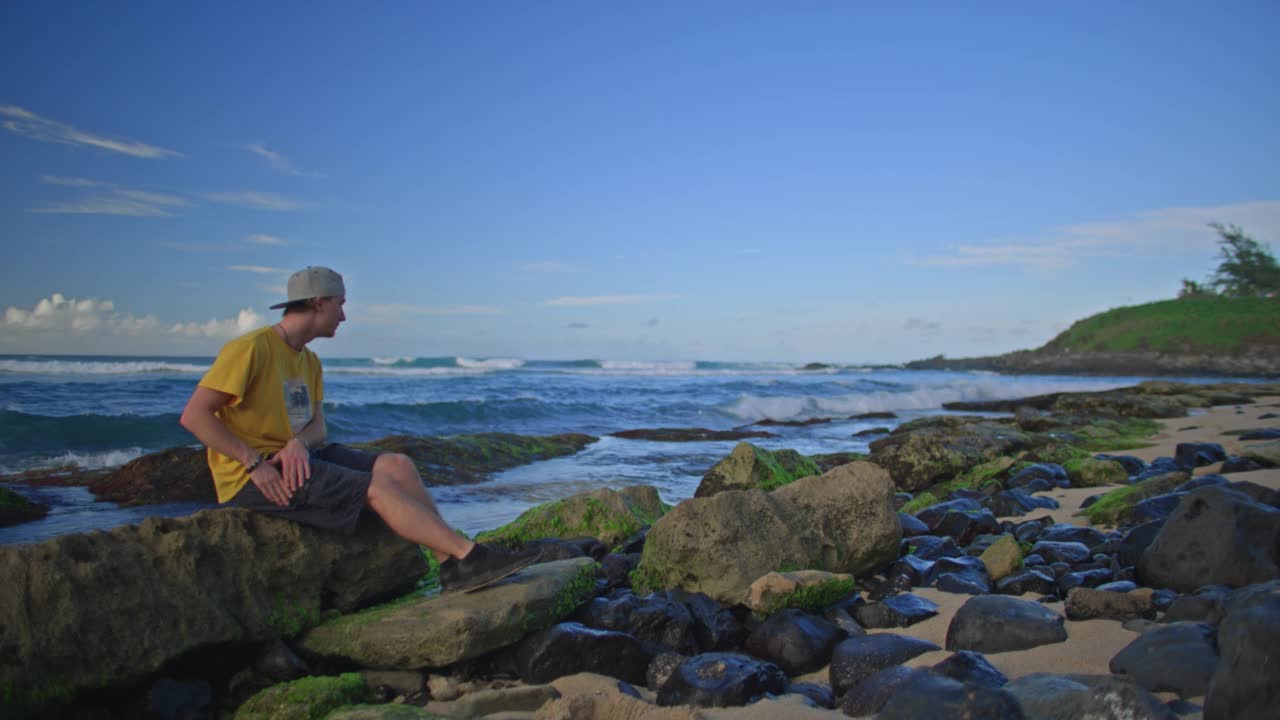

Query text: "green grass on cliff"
[1041, 296, 1280, 354]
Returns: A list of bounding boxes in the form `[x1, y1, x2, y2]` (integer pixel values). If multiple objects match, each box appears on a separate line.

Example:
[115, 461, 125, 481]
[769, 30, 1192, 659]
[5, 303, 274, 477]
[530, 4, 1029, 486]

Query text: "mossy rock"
[694, 442, 822, 497]
[867, 419, 1034, 492]
[233, 673, 369, 720]
[325, 706, 445, 719]
[747, 570, 856, 615]
[0, 487, 47, 527]
[357, 432, 598, 486]
[475, 486, 668, 549]
[1063, 457, 1128, 487]
[1080, 471, 1191, 526]
[978, 534, 1023, 581]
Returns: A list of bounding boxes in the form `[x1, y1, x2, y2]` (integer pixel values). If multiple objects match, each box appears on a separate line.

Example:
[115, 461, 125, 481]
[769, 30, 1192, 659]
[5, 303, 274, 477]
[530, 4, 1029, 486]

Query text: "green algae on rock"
[475, 485, 669, 549]
[694, 442, 821, 497]
[356, 432, 598, 486]
[0, 486, 47, 527]
[233, 672, 369, 720]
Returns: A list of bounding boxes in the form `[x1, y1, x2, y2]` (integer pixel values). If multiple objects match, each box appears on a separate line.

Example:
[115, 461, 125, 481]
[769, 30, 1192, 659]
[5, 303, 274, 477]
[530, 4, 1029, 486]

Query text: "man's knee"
[374, 452, 416, 477]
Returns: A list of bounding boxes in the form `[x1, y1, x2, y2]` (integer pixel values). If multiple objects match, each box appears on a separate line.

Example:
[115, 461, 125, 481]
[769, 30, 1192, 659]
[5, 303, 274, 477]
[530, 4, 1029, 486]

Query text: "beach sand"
[793, 396, 1280, 714]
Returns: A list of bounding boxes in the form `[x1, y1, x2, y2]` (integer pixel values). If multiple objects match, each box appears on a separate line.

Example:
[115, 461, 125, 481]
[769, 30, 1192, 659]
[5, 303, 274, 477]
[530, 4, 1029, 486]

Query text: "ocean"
[0, 354, 1239, 545]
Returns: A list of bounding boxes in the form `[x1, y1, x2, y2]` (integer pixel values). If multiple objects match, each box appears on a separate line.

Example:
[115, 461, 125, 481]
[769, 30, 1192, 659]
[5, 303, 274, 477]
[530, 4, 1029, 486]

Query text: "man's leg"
[366, 472, 474, 562]
[373, 453, 447, 521]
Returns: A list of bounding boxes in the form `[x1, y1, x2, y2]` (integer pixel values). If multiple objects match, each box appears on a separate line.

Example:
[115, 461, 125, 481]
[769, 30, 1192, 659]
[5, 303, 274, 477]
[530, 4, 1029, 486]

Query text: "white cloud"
[199, 191, 308, 211]
[244, 233, 288, 246]
[0, 105, 181, 158]
[920, 200, 1280, 269]
[228, 265, 288, 274]
[1, 293, 157, 335]
[246, 143, 324, 177]
[169, 308, 264, 339]
[522, 261, 576, 273]
[544, 294, 675, 307]
[31, 175, 191, 216]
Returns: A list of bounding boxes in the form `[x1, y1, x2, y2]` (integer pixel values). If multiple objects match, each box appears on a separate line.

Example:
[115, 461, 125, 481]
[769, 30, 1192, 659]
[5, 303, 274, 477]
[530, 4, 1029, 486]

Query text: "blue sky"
[2, 2, 1278, 363]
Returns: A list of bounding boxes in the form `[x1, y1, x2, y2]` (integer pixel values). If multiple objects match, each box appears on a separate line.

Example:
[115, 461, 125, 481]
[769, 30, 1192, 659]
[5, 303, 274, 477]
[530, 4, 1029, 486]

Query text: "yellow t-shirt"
[198, 326, 324, 502]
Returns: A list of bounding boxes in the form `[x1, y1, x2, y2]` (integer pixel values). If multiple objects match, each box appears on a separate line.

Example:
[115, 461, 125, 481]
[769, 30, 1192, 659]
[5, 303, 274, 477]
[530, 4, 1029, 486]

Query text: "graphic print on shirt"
[283, 377, 312, 433]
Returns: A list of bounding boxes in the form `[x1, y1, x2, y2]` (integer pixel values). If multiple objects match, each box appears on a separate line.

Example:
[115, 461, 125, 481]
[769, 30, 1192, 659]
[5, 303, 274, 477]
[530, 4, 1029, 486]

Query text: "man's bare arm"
[179, 386, 258, 467]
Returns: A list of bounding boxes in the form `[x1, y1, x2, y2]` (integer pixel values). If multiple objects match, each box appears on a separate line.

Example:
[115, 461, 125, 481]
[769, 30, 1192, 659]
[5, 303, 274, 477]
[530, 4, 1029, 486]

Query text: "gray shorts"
[230, 443, 376, 535]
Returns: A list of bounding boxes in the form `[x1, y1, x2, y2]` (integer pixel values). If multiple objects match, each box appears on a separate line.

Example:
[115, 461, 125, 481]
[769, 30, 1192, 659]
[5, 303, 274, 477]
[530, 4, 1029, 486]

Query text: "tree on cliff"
[1207, 223, 1280, 298]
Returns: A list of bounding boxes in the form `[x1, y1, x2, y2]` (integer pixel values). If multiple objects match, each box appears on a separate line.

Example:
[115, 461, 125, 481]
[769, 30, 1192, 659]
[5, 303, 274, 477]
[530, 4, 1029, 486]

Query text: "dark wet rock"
[636, 462, 901, 604]
[743, 608, 846, 675]
[360, 432, 598, 486]
[1008, 463, 1070, 490]
[1014, 516, 1055, 544]
[839, 665, 918, 717]
[694, 442, 819, 497]
[1130, 464, 1188, 486]
[931, 556, 992, 595]
[905, 534, 963, 561]
[1110, 622, 1217, 697]
[889, 554, 936, 587]
[1242, 440, 1280, 468]
[87, 445, 215, 505]
[610, 427, 778, 442]
[477, 485, 669, 549]
[947, 595, 1068, 653]
[854, 592, 940, 628]
[515, 621, 652, 685]
[878, 670, 1024, 720]
[1038, 523, 1107, 548]
[1131, 493, 1187, 524]
[1058, 568, 1114, 594]
[1238, 427, 1280, 441]
[564, 535, 609, 560]
[915, 497, 982, 529]
[1205, 581, 1280, 720]
[1004, 673, 1177, 720]
[1029, 541, 1091, 565]
[1151, 588, 1179, 611]
[655, 652, 787, 708]
[1163, 585, 1231, 625]
[823, 605, 866, 638]
[1220, 455, 1266, 474]
[852, 411, 899, 420]
[145, 677, 213, 720]
[988, 489, 1060, 517]
[898, 511, 929, 537]
[1175, 474, 1229, 493]
[854, 427, 891, 438]
[255, 639, 310, 682]
[1229, 479, 1280, 508]
[950, 487, 988, 502]
[658, 589, 749, 653]
[646, 651, 686, 694]
[996, 568, 1059, 597]
[576, 591, 698, 655]
[1116, 520, 1166, 570]
[932, 650, 1008, 689]
[618, 528, 648, 554]
[0, 509, 425, 703]
[866, 571, 915, 602]
[868, 417, 1035, 492]
[933, 508, 1000, 545]
[0, 486, 48, 527]
[600, 552, 640, 590]
[1139, 486, 1280, 592]
[1065, 587, 1154, 621]
[828, 633, 940, 696]
[1175, 442, 1227, 469]
[1096, 454, 1148, 477]
[525, 537, 588, 562]
[1049, 562, 1072, 577]
[1096, 580, 1138, 593]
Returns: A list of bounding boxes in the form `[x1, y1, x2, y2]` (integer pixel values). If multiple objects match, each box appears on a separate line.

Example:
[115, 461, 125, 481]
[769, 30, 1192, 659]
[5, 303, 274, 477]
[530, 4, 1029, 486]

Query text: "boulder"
[427, 684, 561, 718]
[0, 486, 48, 527]
[513, 621, 651, 685]
[988, 489, 1060, 517]
[931, 650, 1008, 689]
[234, 673, 370, 720]
[634, 462, 901, 604]
[693, 442, 820, 497]
[868, 417, 1033, 491]
[915, 497, 982, 529]
[1063, 457, 1128, 487]
[1003, 673, 1177, 720]
[1064, 587, 1154, 621]
[1205, 581, 1280, 720]
[1242, 440, 1280, 467]
[656, 589, 748, 653]
[0, 509, 424, 706]
[947, 595, 1068, 653]
[1029, 541, 1091, 565]
[575, 591, 698, 655]
[655, 653, 787, 708]
[995, 568, 1059, 597]
[1109, 622, 1217, 697]
[299, 558, 598, 669]
[1139, 486, 1280, 592]
[1008, 464, 1069, 490]
[931, 556, 992, 595]
[878, 670, 1024, 720]
[1037, 523, 1107, 548]
[476, 485, 669, 549]
[839, 666, 918, 717]
[1175, 442, 1227, 469]
[853, 592, 940, 628]
[829, 633, 940, 696]
[905, 534, 963, 561]
[745, 570, 855, 615]
[932, 508, 999, 545]
[743, 608, 846, 675]
[1163, 584, 1231, 624]
[88, 445, 215, 505]
[978, 534, 1023, 581]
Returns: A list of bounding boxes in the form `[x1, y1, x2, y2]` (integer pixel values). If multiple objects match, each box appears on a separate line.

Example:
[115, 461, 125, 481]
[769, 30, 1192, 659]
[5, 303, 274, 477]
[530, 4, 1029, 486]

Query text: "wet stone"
[854, 592, 940, 629]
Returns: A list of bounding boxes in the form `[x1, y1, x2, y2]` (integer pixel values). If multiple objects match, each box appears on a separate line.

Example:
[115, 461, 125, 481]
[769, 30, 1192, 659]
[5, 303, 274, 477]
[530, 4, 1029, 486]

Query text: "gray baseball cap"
[269, 266, 346, 309]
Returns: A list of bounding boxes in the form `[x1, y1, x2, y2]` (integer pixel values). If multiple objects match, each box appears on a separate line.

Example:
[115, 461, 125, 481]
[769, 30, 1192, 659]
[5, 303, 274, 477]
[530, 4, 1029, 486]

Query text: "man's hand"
[249, 462, 292, 507]
[271, 437, 312, 495]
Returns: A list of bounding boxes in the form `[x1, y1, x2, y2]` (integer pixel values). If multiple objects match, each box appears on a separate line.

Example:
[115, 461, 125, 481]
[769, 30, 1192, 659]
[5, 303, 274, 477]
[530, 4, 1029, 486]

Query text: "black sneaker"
[439, 543, 542, 594]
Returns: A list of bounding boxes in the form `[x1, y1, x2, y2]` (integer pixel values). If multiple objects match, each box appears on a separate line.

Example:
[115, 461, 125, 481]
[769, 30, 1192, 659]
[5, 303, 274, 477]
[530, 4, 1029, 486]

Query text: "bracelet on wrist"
[245, 455, 264, 473]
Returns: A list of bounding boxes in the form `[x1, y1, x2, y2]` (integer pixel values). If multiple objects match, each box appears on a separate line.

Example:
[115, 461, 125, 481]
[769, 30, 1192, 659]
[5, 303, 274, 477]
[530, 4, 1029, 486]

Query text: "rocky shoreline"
[903, 348, 1280, 377]
[2, 381, 1278, 719]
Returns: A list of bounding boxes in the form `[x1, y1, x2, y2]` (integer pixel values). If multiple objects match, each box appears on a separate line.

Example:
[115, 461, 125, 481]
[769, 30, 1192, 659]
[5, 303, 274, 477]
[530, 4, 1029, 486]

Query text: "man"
[180, 266, 538, 593]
